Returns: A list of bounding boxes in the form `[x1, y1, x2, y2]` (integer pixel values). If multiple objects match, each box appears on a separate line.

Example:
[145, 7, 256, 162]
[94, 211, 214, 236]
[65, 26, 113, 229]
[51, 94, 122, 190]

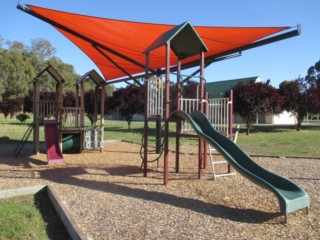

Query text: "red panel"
[43, 120, 64, 164]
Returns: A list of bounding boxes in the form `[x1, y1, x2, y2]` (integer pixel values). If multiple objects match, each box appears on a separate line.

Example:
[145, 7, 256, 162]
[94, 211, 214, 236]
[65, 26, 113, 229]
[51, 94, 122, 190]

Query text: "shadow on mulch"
[34, 188, 70, 240]
[38, 166, 281, 224]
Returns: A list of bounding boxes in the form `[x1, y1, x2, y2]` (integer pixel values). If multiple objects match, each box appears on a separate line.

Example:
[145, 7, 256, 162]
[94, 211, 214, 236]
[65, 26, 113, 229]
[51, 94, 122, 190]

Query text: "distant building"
[206, 76, 261, 98]
[205, 77, 296, 125]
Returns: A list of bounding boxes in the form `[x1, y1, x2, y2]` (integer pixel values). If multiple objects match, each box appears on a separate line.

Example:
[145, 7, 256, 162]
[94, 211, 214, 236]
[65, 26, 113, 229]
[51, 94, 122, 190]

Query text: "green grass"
[237, 125, 320, 157]
[0, 191, 69, 240]
[1, 114, 319, 157]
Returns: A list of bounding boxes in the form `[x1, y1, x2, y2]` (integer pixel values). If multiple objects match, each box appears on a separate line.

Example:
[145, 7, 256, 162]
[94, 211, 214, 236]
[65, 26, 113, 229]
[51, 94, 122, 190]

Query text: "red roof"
[23, 5, 292, 81]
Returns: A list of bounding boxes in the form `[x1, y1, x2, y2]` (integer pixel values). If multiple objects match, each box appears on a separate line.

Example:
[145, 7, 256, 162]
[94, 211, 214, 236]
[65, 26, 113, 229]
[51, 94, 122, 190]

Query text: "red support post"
[175, 59, 181, 173]
[163, 43, 171, 185]
[203, 92, 209, 169]
[198, 50, 205, 179]
[228, 89, 234, 173]
[143, 53, 149, 177]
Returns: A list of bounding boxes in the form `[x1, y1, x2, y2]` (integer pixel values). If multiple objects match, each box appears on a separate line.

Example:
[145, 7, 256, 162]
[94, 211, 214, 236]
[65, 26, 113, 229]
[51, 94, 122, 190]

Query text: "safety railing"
[61, 107, 84, 128]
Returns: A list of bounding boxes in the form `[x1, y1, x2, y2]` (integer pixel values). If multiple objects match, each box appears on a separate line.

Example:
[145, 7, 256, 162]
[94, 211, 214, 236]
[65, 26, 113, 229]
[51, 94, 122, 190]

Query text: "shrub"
[16, 113, 30, 124]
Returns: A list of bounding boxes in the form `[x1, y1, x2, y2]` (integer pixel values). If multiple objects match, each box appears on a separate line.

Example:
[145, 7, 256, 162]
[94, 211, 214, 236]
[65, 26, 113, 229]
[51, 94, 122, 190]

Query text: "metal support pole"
[175, 59, 182, 173]
[228, 89, 234, 173]
[143, 53, 149, 177]
[156, 117, 161, 154]
[203, 92, 209, 169]
[198, 50, 205, 179]
[164, 43, 171, 185]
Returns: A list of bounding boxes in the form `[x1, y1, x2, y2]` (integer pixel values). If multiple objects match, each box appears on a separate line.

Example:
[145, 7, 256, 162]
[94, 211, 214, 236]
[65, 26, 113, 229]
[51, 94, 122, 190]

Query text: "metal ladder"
[14, 122, 33, 157]
[209, 125, 239, 180]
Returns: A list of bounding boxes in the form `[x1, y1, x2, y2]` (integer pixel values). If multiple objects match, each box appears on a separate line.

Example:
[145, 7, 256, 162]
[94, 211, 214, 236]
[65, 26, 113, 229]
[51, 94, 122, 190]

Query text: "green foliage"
[16, 113, 30, 124]
[30, 38, 56, 61]
[0, 37, 81, 101]
[306, 59, 320, 87]
[0, 49, 34, 101]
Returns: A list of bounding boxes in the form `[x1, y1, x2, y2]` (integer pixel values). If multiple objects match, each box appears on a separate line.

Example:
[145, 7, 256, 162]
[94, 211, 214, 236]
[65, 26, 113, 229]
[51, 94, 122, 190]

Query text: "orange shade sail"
[19, 4, 297, 81]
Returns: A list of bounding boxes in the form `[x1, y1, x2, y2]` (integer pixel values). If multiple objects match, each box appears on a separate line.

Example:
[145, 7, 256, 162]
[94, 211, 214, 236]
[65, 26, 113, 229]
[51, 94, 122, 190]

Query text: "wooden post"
[56, 81, 63, 151]
[80, 81, 85, 152]
[33, 80, 40, 155]
[94, 86, 99, 128]
[100, 84, 105, 152]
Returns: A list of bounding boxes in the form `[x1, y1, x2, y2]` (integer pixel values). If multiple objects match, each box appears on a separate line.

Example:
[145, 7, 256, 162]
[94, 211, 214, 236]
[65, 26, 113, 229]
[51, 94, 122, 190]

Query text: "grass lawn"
[1, 114, 319, 157]
[0, 190, 69, 240]
[237, 125, 320, 157]
[104, 120, 320, 158]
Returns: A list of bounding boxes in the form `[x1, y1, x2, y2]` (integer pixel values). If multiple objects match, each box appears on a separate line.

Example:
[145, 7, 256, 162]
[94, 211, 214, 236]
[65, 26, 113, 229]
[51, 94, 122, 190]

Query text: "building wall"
[233, 111, 296, 125]
[267, 111, 297, 125]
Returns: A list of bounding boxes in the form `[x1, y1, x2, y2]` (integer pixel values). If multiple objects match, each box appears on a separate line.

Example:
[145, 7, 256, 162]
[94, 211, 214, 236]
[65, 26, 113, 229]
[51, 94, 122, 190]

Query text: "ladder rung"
[214, 172, 236, 178]
[212, 160, 228, 164]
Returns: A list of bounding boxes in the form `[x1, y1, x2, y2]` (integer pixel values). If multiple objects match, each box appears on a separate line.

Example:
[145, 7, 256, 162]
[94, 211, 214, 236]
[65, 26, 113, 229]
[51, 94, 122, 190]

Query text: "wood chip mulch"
[0, 141, 318, 239]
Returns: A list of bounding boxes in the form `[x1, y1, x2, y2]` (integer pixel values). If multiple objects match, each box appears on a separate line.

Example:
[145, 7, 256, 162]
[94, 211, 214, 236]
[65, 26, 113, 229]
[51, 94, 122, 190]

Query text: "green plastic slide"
[173, 110, 309, 221]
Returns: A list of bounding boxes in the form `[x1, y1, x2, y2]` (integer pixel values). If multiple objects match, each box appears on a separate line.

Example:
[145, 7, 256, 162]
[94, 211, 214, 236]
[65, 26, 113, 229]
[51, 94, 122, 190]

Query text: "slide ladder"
[209, 125, 239, 180]
[14, 122, 33, 156]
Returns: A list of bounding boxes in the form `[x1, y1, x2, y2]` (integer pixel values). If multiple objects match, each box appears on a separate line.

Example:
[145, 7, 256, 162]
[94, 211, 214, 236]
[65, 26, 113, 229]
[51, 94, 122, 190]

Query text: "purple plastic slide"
[43, 120, 64, 164]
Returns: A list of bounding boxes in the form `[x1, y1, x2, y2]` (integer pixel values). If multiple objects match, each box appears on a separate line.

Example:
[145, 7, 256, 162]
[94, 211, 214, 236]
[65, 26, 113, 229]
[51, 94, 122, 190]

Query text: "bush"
[16, 113, 30, 124]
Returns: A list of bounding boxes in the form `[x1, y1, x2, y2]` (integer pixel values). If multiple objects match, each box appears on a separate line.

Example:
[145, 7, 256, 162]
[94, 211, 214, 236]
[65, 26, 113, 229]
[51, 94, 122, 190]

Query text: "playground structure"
[17, 65, 106, 162]
[18, 4, 309, 220]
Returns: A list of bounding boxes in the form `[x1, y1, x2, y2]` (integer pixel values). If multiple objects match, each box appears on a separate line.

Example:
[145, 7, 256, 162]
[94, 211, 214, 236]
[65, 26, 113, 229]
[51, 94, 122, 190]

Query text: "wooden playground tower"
[32, 64, 105, 157]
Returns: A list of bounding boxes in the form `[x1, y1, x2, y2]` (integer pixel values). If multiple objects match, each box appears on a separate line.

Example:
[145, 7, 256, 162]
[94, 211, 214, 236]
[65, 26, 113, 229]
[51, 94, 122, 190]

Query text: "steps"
[209, 125, 239, 180]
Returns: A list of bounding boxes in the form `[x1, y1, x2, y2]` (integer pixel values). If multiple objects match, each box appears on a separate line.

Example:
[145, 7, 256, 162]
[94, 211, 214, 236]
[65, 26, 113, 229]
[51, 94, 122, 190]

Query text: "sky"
[1, 0, 320, 88]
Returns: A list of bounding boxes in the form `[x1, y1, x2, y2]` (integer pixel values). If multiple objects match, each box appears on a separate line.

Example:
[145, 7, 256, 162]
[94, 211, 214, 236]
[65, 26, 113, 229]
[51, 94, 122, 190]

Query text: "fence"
[147, 76, 164, 118]
[60, 107, 84, 129]
[38, 100, 56, 120]
[180, 97, 230, 136]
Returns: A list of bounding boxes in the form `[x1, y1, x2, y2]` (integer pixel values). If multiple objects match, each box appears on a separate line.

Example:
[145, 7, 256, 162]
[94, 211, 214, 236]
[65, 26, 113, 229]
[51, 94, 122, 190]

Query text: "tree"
[48, 57, 81, 92]
[107, 85, 145, 130]
[29, 38, 56, 61]
[84, 89, 99, 125]
[279, 77, 320, 131]
[5, 40, 27, 52]
[63, 91, 76, 107]
[0, 49, 34, 101]
[305, 59, 320, 88]
[233, 80, 283, 135]
[170, 79, 199, 111]
[0, 99, 22, 120]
